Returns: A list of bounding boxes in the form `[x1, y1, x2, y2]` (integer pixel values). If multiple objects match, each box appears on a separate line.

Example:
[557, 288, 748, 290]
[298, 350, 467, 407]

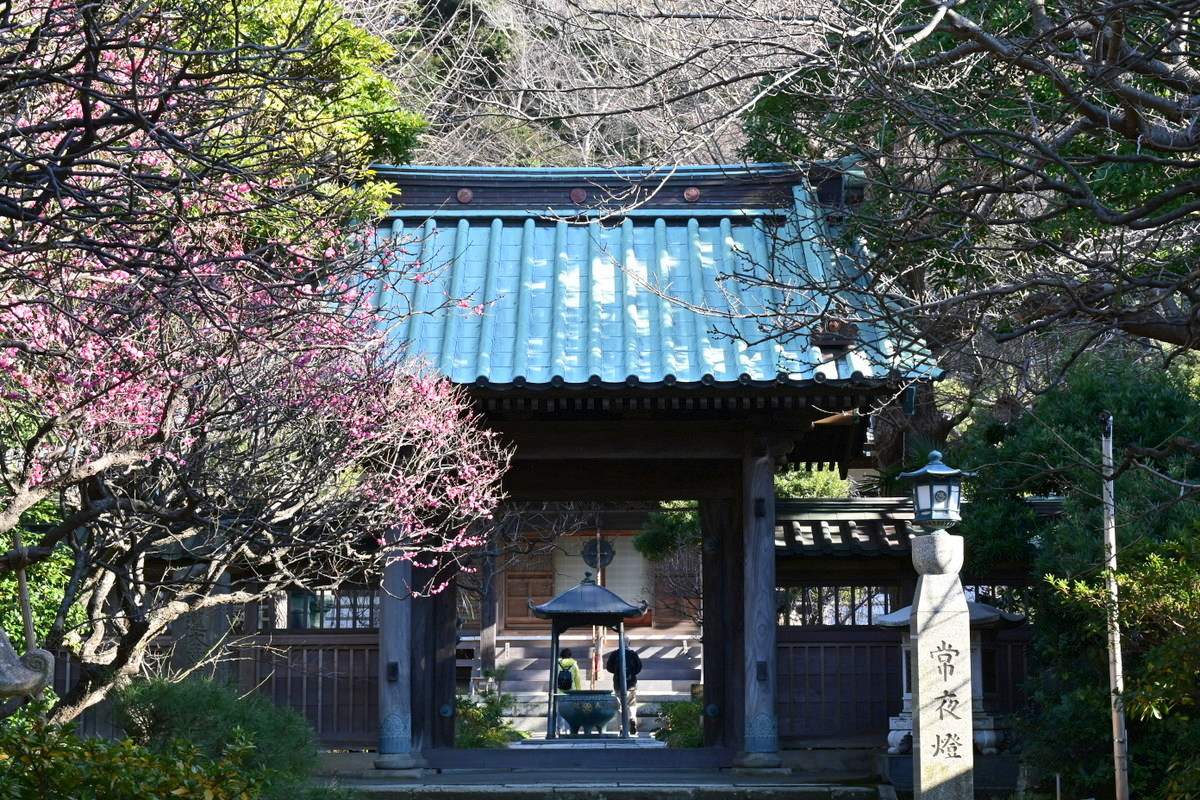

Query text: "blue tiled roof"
[371, 165, 931, 388]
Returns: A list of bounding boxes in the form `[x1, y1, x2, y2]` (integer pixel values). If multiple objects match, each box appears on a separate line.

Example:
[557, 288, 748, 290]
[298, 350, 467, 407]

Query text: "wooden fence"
[776, 628, 903, 744]
[49, 625, 1027, 751]
[775, 627, 1031, 746]
[235, 633, 379, 748]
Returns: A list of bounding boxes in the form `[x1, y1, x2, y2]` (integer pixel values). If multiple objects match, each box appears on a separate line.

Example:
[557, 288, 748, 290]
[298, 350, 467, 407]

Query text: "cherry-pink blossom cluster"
[1, 0, 507, 567]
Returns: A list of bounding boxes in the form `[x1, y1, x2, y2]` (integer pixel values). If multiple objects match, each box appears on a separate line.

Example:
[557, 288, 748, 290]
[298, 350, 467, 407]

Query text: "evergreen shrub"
[0, 707, 261, 800]
[652, 699, 703, 747]
[111, 678, 357, 800]
[454, 667, 528, 748]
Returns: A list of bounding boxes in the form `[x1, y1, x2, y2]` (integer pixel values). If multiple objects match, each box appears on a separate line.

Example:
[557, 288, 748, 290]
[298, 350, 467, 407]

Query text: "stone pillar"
[887, 634, 913, 754]
[169, 571, 233, 683]
[375, 555, 426, 771]
[911, 533, 973, 799]
[736, 445, 780, 768]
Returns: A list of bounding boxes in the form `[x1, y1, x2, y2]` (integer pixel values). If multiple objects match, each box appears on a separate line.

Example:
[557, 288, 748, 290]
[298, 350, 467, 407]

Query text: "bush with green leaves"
[652, 699, 704, 748]
[454, 669, 528, 748]
[953, 352, 1200, 799]
[111, 678, 356, 800]
[0, 706, 261, 800]
[634, 468, 847, 561]
[0, 499, 82, 643]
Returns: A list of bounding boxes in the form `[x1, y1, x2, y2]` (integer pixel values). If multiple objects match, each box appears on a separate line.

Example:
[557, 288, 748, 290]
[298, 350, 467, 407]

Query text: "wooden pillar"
[736, 440, 781, 767]
[375, 555, 425, 770]
[427, 582, 453, 753]
[701, 497, 740, 748]
[411, 568, 434, 753]
[479, 554, 498, 677]
[432, 578, 458, 749]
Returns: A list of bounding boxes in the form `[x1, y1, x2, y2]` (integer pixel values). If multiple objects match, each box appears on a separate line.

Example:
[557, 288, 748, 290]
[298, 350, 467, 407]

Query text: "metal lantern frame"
[528, 571, 648, 739]
[899, 450, 972, 531]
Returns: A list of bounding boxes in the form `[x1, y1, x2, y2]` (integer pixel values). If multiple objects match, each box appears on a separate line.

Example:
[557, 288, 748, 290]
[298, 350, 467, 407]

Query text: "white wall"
[552, 533, 648, 607]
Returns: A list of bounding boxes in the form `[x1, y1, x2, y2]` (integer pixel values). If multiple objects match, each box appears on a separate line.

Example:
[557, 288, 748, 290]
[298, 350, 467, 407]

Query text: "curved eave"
[876, 601, 1026, 629]
[529, 608, 647, 623]
[465, 373, 914, 392]
[530, 598, 646, 622]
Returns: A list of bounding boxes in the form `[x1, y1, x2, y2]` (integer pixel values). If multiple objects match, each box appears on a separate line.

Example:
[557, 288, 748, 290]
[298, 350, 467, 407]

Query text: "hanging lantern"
[900, 450, 971, 531]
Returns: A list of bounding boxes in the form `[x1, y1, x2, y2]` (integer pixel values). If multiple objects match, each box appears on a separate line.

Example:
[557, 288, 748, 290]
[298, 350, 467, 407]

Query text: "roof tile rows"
[371, 166, 934, 389]
[774, 498, 913, 556]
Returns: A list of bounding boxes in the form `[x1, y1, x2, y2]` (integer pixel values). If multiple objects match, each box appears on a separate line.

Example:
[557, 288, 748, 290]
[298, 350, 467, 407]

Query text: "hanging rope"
[11, 528, 37, 652]
[0, 528, 54, 700]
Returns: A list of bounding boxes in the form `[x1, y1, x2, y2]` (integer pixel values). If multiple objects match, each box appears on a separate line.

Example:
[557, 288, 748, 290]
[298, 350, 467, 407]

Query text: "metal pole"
[1100, 412, 1130, 800]
[547, 627, 560, 739]
[617, 622, 630, 738]
[11, 528, 36, 651]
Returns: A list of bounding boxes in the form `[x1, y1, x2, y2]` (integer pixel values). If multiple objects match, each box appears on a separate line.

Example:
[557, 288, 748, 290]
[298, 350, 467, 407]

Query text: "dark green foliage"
[633, 502, 698, 562]
[633, 469, 846, 561]
[454, 668, 528, 748]
[952, 353, 1200, 798]
[453, 694, 528, 748]
[0, 502, 74, 643]
[0, 704, 262, 800]
[652, 699, 703, 748]
[111, 678, 349, 800]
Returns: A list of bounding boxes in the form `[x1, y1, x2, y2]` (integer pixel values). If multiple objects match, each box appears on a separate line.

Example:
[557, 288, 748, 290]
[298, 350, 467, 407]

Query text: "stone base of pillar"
[731, 766, 791, 777]
[972, 714, 1011, 756]
[373, 753, 427, 772]
[732, 751, 783, 769]
[370, 768, 426, 779]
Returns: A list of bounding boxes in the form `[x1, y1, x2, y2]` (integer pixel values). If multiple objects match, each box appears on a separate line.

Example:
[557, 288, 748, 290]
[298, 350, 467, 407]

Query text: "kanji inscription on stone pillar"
[910, 532, 974, 800]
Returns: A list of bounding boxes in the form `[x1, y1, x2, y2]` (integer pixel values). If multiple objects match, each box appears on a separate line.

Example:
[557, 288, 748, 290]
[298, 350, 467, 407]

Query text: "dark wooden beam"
[500, 459, 741, 501]
[701, 498, 738, 748]
[433, 580, 458, 749]
[776, 558, 913, 582]
[490, 420, 773, 460]
[380, 165, 807, 214]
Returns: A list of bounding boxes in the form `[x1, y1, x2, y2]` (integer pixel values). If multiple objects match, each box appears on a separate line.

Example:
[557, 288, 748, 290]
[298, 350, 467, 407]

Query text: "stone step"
[334, 784, 880, 800]
[506, 715, 661, 734]
[491, 697, 697, 714]
[496, 653, 701, 667]
[496, 683, 700, 697]
[494, 674, 701, 689]
[317, 751, 885, 800]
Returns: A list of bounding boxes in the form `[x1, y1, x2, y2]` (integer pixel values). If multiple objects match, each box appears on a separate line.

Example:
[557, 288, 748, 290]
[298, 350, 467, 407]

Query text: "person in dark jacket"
[605, 646, 642, 733]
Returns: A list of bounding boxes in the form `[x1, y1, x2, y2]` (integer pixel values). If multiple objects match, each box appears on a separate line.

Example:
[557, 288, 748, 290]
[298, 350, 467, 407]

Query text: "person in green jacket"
[555, 647, 582, 733]
[556, 647, 582, 691]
